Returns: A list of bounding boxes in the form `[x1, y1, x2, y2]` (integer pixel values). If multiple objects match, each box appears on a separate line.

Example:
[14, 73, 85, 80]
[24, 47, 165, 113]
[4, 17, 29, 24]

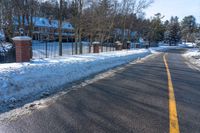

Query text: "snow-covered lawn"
[179, 42, 200, 68]
[0, 45, 179, 110]
[0, 49, 147, 102]
[183, 48, 200, 68]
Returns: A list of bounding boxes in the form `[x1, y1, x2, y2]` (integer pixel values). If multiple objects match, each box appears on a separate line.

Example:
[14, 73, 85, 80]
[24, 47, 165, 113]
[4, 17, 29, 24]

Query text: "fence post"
[45, 39, 48, 58]
[72, 42, 74, 55]
[92, 42, 100, 53]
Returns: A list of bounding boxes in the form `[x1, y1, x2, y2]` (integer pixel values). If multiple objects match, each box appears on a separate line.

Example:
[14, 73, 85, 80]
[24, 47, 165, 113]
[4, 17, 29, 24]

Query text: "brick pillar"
[12, 36, 32, 62]
[93, 44, 99, 53]
[92, 42, 100, 53]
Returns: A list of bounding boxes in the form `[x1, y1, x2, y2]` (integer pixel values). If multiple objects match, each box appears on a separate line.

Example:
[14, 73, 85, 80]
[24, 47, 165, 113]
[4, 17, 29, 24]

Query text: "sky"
[144, 0, 200, 23]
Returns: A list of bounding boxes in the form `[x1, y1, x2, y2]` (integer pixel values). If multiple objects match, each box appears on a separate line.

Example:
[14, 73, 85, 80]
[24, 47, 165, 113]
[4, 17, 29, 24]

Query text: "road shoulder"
[0, 53, 161, 124]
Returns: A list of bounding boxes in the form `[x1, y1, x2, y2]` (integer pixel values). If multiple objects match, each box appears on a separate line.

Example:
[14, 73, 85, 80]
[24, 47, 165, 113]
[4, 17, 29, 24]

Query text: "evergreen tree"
[164, 16, 181, 45]
[181, 15, 197, 43]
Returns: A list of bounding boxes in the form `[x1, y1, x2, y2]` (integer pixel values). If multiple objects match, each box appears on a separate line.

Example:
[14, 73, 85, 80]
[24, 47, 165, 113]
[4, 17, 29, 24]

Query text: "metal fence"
[0, 40, 136, 63]
[32, 41, 117, 59]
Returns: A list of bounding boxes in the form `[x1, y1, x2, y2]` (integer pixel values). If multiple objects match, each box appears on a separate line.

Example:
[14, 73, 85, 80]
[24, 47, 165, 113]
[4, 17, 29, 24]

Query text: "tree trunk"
[58, 0, 63, 56]
[79, 28, 82, 54]
[75, 29, 78, 54]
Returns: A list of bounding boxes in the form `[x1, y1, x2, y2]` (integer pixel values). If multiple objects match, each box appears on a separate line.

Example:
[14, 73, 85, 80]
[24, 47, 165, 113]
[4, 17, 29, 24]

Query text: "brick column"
[12, 36, 32, 62]
[93, 44, 99, 53]
[92, 42, 100, 53]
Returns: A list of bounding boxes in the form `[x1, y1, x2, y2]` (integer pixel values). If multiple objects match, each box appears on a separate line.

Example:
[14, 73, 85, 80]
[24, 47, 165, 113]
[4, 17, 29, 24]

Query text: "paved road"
[0, 49, 200, 133]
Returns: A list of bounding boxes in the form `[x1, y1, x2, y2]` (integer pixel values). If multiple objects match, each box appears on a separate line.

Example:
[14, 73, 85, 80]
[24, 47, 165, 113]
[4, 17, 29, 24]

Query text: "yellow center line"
[163, 54, 180, 133]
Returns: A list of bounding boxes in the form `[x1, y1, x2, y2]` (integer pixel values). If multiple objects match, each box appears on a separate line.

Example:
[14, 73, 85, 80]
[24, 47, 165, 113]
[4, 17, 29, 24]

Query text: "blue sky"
[144, 0, 200, 23]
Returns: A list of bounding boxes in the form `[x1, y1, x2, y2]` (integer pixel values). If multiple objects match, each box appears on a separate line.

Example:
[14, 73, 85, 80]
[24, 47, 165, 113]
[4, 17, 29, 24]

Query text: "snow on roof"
[50, 20, 74, 30]
[13, 17, 74, 30]
[50, 20, 58, 28]
[32, 17, 51, 28]
[62, 22, 74, 30]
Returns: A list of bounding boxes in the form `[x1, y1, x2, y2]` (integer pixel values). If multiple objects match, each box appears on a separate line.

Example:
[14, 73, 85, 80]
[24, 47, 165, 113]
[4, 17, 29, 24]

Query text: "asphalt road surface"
[0, 48, 200, 133]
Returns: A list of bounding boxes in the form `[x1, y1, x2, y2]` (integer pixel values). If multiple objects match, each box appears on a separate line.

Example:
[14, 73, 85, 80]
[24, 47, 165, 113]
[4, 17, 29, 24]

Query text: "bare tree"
[120, 0, 153, 43]
[70, 0, 85, 54]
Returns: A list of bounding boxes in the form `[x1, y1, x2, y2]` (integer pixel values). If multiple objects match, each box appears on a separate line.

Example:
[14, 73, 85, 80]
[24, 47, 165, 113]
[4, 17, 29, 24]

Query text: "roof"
[33, 17, 51, 28]
[13, 17, 74, 30]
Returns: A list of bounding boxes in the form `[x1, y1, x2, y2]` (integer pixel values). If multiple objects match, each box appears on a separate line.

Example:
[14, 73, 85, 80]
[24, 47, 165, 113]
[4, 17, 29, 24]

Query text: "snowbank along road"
[0, 48, 200, 133]
[0, 46, 171, 112]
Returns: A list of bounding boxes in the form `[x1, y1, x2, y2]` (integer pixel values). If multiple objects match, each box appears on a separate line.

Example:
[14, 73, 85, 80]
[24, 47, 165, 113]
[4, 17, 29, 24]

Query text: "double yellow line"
[163, 54, 180, 133]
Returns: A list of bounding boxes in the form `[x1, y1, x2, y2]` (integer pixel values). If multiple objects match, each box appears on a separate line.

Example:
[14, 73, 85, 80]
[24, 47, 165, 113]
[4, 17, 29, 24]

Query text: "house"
[113, 28, 137, 42]
[13, 17, 75, 42]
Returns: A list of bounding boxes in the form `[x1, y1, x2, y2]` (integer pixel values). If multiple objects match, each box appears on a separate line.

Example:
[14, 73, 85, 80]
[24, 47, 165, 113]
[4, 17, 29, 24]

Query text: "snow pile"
[184, 48, 200, 67]
[0, 46, 176, 107]
[0, 49, 151, 103]
[178, 42, 197, 48]
[157, 42, 196, 48]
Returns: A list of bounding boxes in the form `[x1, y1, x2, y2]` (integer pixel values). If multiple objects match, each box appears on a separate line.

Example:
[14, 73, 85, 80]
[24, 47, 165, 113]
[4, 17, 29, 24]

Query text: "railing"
[32, 41, 117, 59]
[1, 39, 136, 62]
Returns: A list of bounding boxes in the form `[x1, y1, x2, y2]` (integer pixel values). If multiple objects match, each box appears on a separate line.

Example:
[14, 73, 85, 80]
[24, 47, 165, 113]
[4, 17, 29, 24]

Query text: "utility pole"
[59, 0, 63, 56]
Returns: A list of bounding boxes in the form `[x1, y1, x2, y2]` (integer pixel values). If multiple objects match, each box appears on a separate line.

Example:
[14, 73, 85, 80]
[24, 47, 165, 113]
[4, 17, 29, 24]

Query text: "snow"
[149, 45, 181, 53]
[0, 45, 176, 109]
[92, 41, 101, 45]
[178, 42, 197, 48]
[183, 48, 200, 68]
[0, 49, 147, 102]
[33, 17, 51, 28]
[12, 36, 32, 41]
